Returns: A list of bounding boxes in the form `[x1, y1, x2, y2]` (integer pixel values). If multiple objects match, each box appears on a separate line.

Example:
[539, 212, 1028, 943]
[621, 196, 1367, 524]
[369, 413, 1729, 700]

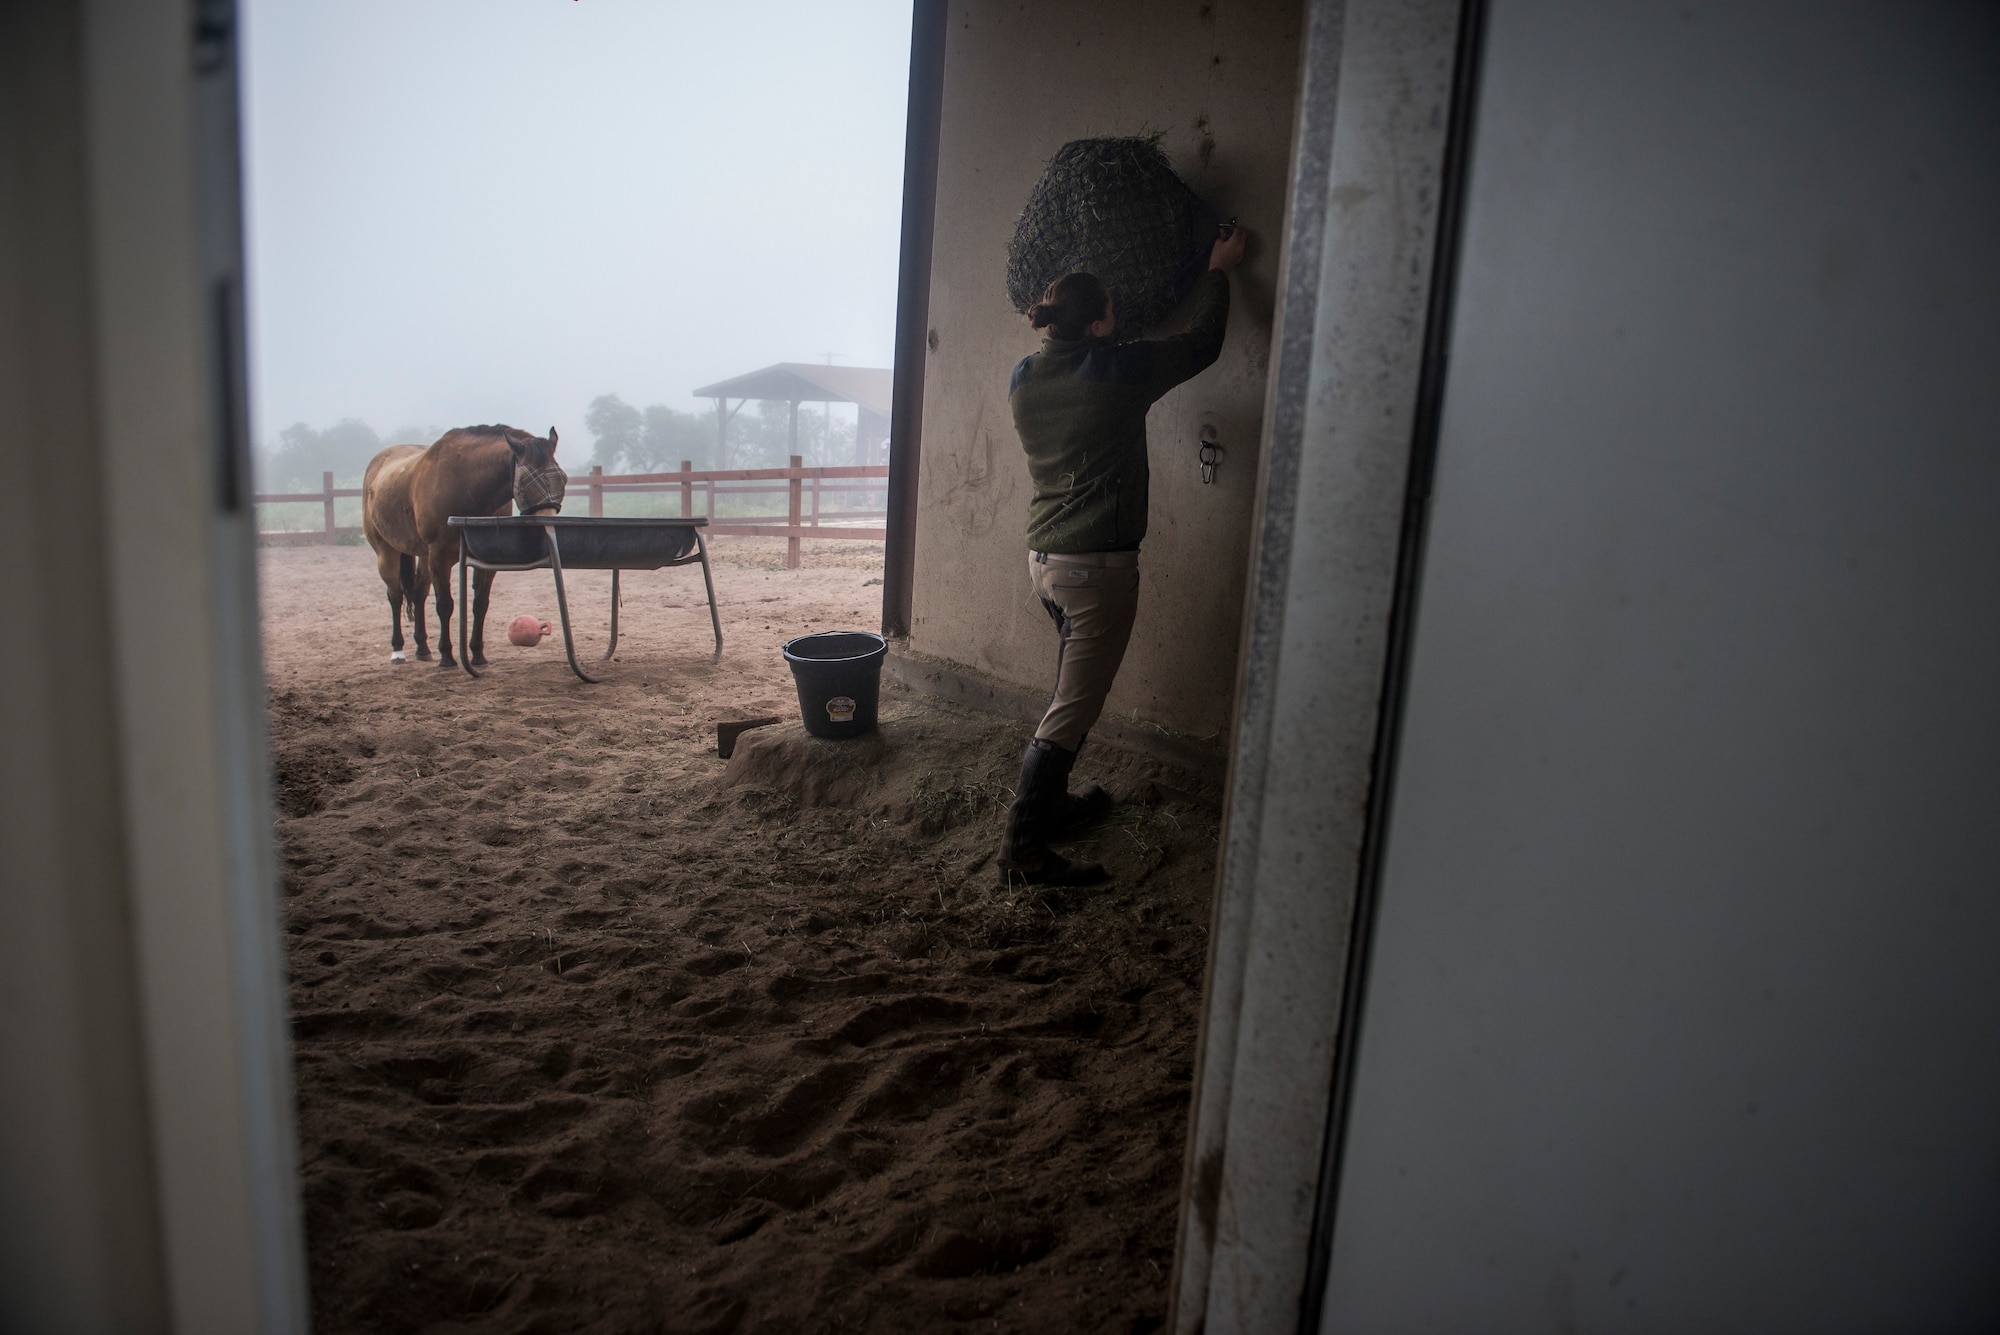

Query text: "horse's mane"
[453, 423, 531, 441]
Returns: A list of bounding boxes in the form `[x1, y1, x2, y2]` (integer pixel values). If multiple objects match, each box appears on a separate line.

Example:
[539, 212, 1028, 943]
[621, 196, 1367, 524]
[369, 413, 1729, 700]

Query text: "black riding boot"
[997, 738, 1108, 886]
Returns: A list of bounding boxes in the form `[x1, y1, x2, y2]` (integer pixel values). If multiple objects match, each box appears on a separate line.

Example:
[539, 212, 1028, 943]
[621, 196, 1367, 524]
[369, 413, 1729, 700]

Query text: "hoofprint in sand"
[263, 540, 1221, 1334]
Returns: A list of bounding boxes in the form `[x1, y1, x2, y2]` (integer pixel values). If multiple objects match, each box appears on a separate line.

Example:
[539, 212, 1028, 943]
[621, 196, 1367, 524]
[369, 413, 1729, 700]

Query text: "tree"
[805, 404, 856, 468]
[260, 417, 383, 490]
[579, 395, 856, 473]
[727, 401, 795, 469]
[635, 404, 711, 472]
[584, 393, 642, 468]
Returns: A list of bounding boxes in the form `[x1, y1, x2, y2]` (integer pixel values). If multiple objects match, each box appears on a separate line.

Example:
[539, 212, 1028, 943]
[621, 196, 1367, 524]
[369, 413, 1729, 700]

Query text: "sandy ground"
[262, 537, 1222, 1334]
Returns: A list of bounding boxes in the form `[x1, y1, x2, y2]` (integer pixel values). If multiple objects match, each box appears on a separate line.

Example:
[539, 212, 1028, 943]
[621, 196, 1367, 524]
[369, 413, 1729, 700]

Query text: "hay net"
[1005, 134, 1216, 339]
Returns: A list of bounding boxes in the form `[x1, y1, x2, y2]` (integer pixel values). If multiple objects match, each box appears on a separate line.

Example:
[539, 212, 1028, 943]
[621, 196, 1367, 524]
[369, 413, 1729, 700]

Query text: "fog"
[242, 0, 912, 472]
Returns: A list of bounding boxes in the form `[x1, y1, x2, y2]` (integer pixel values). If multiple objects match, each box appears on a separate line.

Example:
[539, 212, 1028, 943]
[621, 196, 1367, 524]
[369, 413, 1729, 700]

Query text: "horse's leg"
[372, 540, 408, 662]
[427, 547, 457, 668]
[468, 566, 498, 666]
[401, 554, 432, 659]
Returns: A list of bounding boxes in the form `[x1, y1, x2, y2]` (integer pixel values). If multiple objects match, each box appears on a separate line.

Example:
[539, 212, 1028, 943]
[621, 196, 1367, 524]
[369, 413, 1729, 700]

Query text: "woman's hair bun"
[1029, 273, 1111, 339]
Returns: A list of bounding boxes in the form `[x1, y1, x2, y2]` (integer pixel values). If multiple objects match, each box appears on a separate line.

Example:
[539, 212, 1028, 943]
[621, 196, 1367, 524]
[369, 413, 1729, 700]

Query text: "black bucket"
[782, 631, 888, 739]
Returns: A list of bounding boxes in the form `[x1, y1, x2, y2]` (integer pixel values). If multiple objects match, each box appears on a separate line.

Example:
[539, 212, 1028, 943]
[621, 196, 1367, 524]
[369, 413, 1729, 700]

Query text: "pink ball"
[507, 614, 552, 647]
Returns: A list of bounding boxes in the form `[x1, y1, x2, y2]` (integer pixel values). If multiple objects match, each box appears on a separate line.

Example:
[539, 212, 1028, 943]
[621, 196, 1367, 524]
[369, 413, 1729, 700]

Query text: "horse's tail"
[398, 553, 419, 605]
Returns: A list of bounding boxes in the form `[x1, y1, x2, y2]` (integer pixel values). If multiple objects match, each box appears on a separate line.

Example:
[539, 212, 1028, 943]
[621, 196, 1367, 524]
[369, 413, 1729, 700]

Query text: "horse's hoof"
[414, 648, 432, 661]
[390, 650, 406, 663]
[470, 653, 488, 668]
[437, 657, 455, 670]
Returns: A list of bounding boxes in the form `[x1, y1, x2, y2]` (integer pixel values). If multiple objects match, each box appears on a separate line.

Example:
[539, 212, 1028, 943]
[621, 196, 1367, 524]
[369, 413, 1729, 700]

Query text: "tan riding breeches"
[1029, 550, 1141, 752]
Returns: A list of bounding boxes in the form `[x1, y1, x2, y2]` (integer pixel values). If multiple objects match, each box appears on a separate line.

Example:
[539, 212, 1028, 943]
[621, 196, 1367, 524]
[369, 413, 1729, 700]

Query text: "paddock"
[261, 540, 1220, 1333]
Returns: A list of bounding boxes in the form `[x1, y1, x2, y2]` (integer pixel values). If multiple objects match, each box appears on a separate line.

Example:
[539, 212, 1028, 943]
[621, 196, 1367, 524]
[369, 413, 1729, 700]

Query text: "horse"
[361, 425, 567, 668]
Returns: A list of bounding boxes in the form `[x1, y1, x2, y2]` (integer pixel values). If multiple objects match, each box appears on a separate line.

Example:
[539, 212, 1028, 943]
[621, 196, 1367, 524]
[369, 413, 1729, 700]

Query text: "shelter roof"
[693, 362, 893, 416]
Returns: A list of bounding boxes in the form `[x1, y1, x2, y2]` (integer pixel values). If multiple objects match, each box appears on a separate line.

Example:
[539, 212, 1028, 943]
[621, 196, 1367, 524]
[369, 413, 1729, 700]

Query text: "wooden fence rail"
[255, 458, 890, 569]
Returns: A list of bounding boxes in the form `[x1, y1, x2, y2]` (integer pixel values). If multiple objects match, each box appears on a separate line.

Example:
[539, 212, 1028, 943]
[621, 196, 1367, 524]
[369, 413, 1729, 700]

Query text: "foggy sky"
[242, 0, 913, 449]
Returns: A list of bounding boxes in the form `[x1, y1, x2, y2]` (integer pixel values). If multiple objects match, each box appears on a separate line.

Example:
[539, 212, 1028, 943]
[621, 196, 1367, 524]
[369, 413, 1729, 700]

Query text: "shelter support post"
[680, 460, 693, 517]
[881, 0, 948, 637]
[787, 454, 803, 569]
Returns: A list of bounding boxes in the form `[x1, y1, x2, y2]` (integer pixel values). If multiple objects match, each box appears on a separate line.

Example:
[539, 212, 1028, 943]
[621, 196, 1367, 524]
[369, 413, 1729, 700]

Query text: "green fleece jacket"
[1008, 268, 1231, 553]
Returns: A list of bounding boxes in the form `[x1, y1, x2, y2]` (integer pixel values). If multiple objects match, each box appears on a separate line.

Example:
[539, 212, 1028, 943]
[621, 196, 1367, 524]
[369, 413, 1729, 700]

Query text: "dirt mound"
[726, 713, 1221, 841]
[274, 743, 356, 817]
[721, 711, 1021, 826]
[270, 687, 372, 816]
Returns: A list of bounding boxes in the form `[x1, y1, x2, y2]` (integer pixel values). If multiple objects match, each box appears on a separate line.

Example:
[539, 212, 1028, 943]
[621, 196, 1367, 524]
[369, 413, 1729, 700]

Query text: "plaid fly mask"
[514, 462, 567, 516]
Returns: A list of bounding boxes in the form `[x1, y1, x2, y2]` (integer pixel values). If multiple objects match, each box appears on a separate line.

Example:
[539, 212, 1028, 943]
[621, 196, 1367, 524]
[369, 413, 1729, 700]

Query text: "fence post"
[588, 464, 604, 518]
[322, 470, 336, 540]
[787, 455, 803, 570]
[680, 460, 693, 518]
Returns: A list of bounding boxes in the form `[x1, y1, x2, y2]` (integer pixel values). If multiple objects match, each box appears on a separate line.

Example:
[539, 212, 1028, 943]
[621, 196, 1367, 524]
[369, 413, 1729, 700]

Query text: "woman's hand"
[1209, 223, 1249, 272]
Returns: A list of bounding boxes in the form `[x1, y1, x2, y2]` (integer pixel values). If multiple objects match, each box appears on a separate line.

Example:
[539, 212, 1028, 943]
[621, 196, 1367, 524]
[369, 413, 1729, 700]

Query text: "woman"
[998, 222, 1250, 884]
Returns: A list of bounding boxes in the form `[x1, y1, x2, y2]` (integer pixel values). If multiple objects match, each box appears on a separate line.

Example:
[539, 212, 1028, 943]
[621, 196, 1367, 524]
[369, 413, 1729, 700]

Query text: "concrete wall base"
[884, 644, 1225, 776]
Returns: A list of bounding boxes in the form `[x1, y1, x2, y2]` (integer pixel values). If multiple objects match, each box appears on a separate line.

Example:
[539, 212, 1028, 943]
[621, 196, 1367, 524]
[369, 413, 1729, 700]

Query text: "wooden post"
[680, 460, 693, 518]
[787, 454, 803, 570]
[322, 470, 336, 540]
[810, 471, 821, 528]
[588, 464, 604, 518]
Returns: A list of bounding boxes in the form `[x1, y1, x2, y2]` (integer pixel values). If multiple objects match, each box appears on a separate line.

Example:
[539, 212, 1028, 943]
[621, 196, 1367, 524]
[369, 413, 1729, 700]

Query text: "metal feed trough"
[447, 516, 721, 683]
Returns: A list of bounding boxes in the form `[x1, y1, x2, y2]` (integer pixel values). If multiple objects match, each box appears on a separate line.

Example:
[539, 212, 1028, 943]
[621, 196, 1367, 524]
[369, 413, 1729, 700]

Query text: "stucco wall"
[908, 0, 1303, 745]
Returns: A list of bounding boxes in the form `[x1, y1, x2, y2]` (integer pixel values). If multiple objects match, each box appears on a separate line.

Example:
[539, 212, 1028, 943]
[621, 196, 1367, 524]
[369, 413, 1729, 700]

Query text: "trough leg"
[543, 524, 597, 683]
[697, 530, 722, 662]
[457, 556, 480, 678]
[604, 568, 620, 661]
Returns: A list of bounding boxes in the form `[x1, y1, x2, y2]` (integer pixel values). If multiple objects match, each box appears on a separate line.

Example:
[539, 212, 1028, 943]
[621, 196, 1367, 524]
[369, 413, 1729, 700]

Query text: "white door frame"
[1170, 2, 1479, 1329]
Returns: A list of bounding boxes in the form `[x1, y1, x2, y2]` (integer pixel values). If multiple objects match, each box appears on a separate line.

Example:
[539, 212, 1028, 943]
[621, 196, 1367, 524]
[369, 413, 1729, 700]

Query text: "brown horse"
[362, 425, 567, 668]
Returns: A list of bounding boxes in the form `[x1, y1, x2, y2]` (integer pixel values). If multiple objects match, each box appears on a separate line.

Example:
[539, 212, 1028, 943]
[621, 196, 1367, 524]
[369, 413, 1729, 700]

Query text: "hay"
[1005, 134, 1216, 338]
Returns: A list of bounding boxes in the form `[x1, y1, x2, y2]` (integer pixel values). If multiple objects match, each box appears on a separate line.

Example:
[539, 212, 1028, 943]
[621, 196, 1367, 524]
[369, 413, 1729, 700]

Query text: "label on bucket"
[825, 696, 857, 722]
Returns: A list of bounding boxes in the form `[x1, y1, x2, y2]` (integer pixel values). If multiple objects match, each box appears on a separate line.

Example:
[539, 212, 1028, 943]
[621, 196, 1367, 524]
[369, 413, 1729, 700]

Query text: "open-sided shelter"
[693, 362, 892, 468]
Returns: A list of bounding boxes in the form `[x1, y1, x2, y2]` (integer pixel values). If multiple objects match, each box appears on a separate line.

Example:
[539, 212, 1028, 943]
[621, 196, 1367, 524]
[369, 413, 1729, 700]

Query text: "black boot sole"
[995, 856, 1109, 888]
[1053, 784, 1113, 832]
